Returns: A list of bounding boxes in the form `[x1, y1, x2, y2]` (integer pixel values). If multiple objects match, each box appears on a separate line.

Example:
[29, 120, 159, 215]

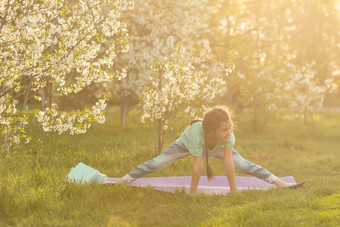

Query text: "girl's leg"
[214, 148, 278, 184]
[121, 139, 191, 183]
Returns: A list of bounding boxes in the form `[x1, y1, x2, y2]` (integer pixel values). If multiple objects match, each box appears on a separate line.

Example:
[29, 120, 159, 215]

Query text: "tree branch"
[0, 0, 11, 34]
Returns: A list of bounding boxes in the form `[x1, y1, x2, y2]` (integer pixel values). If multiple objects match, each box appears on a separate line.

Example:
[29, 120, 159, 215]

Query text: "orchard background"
[1, 0, 339, 226]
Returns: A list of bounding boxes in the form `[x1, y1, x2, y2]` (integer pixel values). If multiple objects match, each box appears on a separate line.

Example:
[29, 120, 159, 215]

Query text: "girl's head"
[202, 107, 233, 142]
[201, 107, 233, 180]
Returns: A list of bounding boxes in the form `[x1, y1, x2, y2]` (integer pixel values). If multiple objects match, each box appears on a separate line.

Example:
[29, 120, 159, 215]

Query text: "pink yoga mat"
[105, 176, 296, 194]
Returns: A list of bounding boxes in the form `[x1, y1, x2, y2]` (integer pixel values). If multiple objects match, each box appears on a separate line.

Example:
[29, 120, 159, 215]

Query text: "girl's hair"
[189, 119, 202, 125]
[191, 107, 233, 181]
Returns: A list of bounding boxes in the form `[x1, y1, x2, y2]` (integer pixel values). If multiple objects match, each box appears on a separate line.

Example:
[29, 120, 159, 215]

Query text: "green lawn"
[0, 107, 339, 226]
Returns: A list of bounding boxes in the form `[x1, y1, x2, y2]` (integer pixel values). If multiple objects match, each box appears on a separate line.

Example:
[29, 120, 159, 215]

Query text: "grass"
[0, 106, 339, 226]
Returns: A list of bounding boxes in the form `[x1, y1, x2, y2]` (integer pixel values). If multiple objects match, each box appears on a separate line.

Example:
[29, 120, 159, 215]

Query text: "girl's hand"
[230, 188, 238, 193]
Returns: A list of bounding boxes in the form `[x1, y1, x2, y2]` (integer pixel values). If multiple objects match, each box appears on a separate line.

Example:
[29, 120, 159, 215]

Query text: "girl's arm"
[190, 156, 203, 194]
[224, 147, 237, 192]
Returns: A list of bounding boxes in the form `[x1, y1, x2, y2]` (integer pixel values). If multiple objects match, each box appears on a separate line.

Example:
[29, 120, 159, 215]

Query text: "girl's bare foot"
[275, 179, 295, 188]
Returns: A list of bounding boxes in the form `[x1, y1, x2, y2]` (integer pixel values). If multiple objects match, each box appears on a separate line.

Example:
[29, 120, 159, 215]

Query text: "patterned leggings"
[122, 139, 278, 184]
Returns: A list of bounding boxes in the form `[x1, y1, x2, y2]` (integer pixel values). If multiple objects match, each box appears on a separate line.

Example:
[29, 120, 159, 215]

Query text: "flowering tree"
[235, 53, 333, 131]
[0, 0, 133, 152]
[140, 47, 236, 153]
[210, 0, 340, 121]
[232, 52, 284, 131]
[109, 0, 216, 126]
[281, 64, 334, 125]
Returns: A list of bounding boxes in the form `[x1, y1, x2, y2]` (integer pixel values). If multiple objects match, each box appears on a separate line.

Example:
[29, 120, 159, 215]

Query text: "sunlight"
[336, 0, 340, 12]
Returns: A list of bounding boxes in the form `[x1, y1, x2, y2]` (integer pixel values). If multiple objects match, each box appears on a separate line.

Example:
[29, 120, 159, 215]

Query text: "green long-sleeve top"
[179, 122, 235, 158]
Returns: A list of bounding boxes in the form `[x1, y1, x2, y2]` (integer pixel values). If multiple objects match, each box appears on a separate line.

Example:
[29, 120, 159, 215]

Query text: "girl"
[116, 107, 298, 194]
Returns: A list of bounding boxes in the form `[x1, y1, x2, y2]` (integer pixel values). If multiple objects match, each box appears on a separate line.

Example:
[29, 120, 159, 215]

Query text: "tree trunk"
[39, 78, 52, 110]
[155, 119, 163, 154]
[155, 68, 164, 154]
[120, 95, 130, 126]
[303, 107, 307, 126]
[310, 111, 314, 127]
[39, 86, 51, 110]
[154, 118, 164, 154]
[253, 106, 258, 133]
[154, 118, 158, 154]
[3, 133, 10, 154]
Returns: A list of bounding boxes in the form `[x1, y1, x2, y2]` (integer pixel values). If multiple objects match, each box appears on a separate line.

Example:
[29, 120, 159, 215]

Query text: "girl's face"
[216, 120, 232, 142]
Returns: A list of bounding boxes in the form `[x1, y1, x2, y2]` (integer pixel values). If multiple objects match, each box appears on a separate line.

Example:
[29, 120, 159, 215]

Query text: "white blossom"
[139, 47, 234, 150]
[109, 0, 215, 115]
[1, 0, 133, 148]
[235, 52, 332, 122]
